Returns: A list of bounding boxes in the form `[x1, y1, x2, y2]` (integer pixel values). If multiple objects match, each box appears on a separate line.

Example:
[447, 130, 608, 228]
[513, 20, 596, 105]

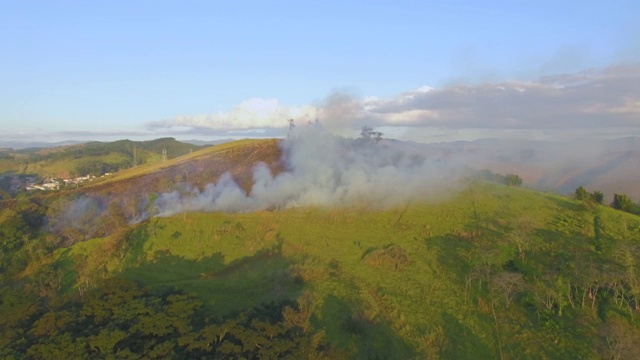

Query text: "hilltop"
[1, 137, 640, 359]
[3, 135, 640, 202]
[0, 138, 217, 198]
[0, 137, 209, 180]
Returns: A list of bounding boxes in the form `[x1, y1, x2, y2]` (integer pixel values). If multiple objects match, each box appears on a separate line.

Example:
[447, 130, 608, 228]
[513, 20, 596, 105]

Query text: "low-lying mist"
[154, 129, 465, 217]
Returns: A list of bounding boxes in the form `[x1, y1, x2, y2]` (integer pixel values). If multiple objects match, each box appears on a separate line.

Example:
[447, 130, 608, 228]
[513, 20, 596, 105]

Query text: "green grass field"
[42, 180, 640, 359]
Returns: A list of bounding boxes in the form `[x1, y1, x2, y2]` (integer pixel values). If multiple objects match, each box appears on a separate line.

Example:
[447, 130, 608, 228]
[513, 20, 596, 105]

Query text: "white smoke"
[153, 128, 464, 217]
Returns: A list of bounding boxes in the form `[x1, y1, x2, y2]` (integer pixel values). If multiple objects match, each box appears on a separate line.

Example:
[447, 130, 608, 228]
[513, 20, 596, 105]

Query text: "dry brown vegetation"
[84, 139, 283, 198]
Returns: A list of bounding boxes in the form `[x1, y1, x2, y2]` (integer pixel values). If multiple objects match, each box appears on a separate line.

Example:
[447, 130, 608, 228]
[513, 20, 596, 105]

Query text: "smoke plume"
[154, 129, 463, 216]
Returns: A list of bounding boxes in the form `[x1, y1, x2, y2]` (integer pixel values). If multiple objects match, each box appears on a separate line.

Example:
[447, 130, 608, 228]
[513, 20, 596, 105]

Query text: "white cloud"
[144, 64, 640, 142]
[361, 63, 640, 131]
[147, 98, 318, 131]
[415, 85, 434, 93]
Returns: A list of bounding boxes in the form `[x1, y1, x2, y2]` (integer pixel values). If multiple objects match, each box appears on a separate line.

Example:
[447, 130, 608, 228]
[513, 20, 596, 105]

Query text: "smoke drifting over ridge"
[154, 129, 463, 217]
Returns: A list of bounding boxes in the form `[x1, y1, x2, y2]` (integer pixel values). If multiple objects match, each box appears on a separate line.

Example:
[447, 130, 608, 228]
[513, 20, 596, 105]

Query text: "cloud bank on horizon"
[2, 64, 639, 144]
[144, 64, 640, 142]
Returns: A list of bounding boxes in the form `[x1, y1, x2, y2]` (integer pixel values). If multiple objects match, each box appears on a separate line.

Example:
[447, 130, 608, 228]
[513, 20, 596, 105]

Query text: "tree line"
[575, 185, 640, 215]
[0, 278, 337, 359]
[475, 169, 523, 187]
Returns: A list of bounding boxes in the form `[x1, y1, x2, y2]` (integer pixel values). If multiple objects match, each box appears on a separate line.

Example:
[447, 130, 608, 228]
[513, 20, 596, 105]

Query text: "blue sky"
[1, 0, 639, 143]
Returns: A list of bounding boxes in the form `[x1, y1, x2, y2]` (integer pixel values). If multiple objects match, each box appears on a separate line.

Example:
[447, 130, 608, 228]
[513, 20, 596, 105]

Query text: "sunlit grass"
[46, 180, 640, 358]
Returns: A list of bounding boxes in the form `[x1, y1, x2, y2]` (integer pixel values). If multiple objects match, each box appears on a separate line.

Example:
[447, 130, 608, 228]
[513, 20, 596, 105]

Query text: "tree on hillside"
[591, 190, 604, 204]
[598, 319, 640, 360]
[491, 271, 525, 308]
[611, 193, 638, 214]
[613, 240, 640, 312]
[360, 126, 373, 139]
[504, 174, 522, 187]
[575, 186, 589, 201]
[507, 217, 538, 262]
[360, 126, 383, 143]
[0, 209, 30, 275]
[312, 118, 323, 131]
[575, 186, 605, 205]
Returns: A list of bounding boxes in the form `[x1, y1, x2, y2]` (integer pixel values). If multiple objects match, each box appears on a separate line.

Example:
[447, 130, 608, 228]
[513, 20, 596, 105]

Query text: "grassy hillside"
[122, 186, 640, 359]
[5, 181, 640, 358]
[2, 138, 640, 359]
[0, 137, 208, 179]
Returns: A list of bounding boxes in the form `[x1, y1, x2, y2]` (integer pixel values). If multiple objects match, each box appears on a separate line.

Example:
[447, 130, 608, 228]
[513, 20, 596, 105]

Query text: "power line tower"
[162, 148, 167, 161]
[287, 118, 296, 139]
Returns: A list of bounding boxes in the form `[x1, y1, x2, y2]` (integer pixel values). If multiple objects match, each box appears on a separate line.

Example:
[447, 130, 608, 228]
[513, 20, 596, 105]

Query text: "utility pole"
[162, 148, 167, 161]
[287, 119, 296, 139]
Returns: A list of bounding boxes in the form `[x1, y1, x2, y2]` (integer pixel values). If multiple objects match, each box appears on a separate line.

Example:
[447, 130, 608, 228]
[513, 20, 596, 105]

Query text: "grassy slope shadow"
[441, 312, 493, 359]
[123, 239, 303, 316]
[318, 294, 414, 360]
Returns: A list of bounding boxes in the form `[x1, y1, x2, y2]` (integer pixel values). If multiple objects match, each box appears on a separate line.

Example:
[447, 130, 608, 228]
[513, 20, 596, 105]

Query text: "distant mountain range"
[0, 138, 238, 150]
[0, 140, 87, 150]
